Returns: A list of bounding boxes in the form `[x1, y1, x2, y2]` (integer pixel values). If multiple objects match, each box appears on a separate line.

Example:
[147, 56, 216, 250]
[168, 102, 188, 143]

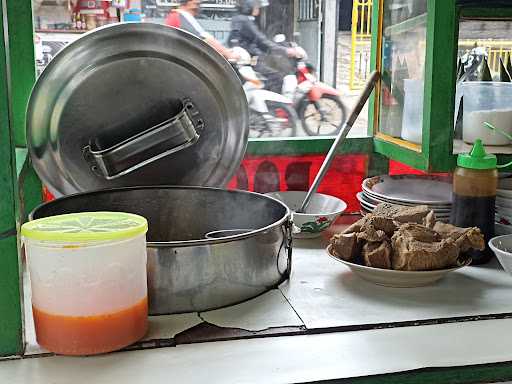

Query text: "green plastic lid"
[21, 212, 148, 242]
[457, 139, 497, 170]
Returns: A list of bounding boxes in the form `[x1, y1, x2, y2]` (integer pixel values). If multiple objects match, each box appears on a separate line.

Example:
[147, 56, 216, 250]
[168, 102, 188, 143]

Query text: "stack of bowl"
[495, 177, 512, 235]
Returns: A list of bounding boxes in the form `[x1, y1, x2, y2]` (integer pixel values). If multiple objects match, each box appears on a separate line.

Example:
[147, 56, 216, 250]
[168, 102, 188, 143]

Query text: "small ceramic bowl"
[489, 235, 512, 274]
[265, 191, 347, 238]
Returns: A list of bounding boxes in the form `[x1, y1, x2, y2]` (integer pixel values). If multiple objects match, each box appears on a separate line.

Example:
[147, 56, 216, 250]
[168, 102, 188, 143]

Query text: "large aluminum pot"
[30, 187, 292, 315]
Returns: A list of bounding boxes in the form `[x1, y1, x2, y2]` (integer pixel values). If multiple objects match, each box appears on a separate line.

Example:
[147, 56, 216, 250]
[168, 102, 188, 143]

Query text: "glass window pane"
[32, 0, 370, 139]
[454, 18, 512, 155]
[378, 0, 427, 147]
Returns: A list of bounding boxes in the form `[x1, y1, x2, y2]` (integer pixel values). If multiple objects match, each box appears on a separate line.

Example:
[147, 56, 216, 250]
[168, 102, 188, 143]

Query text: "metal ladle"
[297, 71, 380, 213]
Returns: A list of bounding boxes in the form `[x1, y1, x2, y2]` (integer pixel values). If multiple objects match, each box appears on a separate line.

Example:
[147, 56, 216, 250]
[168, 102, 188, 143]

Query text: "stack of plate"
[496, 176, 512, 235]
[357, 175, 452, 222]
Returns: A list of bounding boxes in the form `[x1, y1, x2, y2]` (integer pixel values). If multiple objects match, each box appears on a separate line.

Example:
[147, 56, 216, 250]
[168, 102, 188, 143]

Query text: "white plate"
[497, 190, 512, 199]
[361, 193, 452, 210]
[356, 193, 451, 218]
[357, 192, 451, 212]
[326, 245, 469, 288]
[356, 192, 377, 208]
[497, 205, 512, 217]
[362, 175, 452, 205]
[497, 197, 512, 209]
[498, 177, 512, 199]
[496, 222, 512, 235]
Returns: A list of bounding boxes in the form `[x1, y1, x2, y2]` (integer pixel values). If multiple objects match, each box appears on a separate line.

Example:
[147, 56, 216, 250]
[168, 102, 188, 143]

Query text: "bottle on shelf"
[81, 14, 87, 30]
[450, 139, 498, 265]
[71, 12, 77, 29]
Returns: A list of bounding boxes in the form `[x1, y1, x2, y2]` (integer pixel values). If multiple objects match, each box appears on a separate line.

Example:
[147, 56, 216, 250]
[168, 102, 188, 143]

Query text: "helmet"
[238, 0, 268, 15]
[232, 46, 252, 65]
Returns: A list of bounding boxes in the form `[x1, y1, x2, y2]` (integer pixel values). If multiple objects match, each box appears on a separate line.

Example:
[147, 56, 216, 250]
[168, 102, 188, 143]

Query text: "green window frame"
[369, 0, 512, 173]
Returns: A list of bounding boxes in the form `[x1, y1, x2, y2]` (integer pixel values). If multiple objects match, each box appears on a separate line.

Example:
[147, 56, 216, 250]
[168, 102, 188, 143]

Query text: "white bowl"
[265, 191, 347, 238]
[489, 235, 512, 274]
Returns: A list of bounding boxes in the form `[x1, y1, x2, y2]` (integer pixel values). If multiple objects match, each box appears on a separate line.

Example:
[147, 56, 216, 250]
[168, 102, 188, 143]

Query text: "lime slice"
[21, 212, 148, 242]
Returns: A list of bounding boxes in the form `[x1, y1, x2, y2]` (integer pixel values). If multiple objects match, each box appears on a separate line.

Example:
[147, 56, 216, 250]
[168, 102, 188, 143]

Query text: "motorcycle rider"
[229, 0, 299, 92]
[166, 0, 238, 60]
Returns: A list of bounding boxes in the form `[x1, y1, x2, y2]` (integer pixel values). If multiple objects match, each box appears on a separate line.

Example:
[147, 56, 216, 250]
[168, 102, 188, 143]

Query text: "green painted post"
[18, 155, 42, 223]
[0, 0, 23, 356]
[422, 0, 457, 172]
[343, 362, 512, 384]
[247, 137, 373, 156]
[6, 0, 36, 147]
[367, 152, 389, 177]
[373, 137, 427, 170]
[367, 0, 381, 137]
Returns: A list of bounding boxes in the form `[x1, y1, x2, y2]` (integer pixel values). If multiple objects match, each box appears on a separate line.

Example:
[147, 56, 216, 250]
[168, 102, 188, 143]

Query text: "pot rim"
[30, 185, 292, 247]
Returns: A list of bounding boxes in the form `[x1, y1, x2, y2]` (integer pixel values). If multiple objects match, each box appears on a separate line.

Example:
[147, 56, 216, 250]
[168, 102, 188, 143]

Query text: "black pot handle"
[83, 99, 203, 180]
[284, 219, 293, 278]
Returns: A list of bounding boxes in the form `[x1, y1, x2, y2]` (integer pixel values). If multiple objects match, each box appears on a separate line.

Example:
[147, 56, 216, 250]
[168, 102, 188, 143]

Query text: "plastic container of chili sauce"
[21, 212, 149, 355]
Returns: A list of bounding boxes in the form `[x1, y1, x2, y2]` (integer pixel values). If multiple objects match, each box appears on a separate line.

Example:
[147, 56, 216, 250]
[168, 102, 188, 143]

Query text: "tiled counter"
[4, 221, 512, 383]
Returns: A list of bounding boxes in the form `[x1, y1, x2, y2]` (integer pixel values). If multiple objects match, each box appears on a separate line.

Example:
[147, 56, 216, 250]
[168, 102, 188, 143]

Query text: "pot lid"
[27, 23, 248, 196]
[21, 211, 148, 242]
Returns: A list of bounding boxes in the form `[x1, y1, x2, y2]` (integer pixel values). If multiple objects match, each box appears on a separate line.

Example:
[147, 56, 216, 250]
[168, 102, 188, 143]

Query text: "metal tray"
[27, 23, 248, 196]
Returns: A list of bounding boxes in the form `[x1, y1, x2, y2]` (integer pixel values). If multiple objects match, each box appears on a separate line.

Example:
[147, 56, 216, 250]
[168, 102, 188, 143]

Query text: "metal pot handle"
[284, 220, 293, 278]
[82, 98, 203, 180]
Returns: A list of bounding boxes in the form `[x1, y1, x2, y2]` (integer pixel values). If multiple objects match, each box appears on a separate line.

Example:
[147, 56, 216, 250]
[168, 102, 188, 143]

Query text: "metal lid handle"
[83, 99, 203, 180]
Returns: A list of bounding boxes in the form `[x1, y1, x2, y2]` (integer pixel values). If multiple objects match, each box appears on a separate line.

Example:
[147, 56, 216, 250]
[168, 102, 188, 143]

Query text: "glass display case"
[370, 0, 512, 172]
[377, 0, 427, 147]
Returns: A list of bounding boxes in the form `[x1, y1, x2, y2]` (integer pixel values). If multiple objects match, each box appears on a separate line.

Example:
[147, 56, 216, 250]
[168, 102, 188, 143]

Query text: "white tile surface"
[3, 319, 512, 384]
[145, 313, 202, 340]
[200, 290, 303, 331]
[282, 238, 512, 329]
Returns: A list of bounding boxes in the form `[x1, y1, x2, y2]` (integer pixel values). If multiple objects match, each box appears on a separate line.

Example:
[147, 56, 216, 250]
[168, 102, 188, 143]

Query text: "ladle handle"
[298, 71, 380, 213]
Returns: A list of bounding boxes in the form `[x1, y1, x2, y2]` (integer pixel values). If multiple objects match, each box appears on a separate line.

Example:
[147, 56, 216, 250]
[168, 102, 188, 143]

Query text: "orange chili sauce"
[32, 296, 148, 356]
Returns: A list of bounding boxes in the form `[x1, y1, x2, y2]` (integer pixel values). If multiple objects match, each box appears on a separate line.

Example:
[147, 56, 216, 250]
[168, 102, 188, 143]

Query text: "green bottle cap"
[457, 139, 497, 170]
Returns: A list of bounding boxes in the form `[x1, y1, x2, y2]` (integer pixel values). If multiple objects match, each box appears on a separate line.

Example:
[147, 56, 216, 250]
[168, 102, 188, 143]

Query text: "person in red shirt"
[165, 0, 237, 60]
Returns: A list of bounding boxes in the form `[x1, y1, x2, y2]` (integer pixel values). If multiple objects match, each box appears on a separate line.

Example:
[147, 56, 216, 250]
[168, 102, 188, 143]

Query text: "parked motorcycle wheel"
[298, 94, 347, 136]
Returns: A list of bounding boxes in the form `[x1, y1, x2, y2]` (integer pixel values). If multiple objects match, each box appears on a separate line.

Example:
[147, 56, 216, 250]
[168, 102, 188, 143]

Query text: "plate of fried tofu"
[327, 203, 482, 287]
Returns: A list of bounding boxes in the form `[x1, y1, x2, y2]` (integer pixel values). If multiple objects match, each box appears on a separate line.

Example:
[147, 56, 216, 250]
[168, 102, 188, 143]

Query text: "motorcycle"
[273, 34, 348, 136]
[232, 46, 298, 138]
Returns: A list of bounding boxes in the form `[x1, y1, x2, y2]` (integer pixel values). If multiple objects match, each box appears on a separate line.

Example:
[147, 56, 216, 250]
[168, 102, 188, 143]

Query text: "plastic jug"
[401, 79, 424, 144]
[462, 82, 512, 145]
[21, 212, 148, 355]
